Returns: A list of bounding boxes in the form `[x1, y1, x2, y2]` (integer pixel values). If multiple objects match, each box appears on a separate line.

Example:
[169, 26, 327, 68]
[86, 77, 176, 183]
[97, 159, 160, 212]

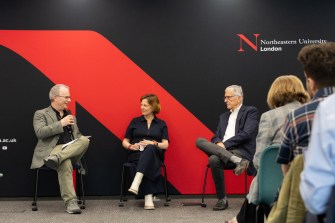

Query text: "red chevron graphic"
[0, 30, 248, 194]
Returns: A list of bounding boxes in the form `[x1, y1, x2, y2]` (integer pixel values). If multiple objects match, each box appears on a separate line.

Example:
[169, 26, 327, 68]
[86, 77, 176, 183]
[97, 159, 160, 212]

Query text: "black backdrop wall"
[1, 0, 335, 197]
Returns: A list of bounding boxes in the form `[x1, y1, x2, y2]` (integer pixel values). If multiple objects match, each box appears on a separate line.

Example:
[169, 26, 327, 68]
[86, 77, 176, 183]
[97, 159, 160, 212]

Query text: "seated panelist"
[122, 93, 169, 210]
[31, 84, 90, 214]
[196, 85, 260, 211]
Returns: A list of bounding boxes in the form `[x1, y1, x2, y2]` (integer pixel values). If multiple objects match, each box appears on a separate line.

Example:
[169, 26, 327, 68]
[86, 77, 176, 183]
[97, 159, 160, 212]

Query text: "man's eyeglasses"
[224, 95, 237, 100]
[56, 95, 71, 99]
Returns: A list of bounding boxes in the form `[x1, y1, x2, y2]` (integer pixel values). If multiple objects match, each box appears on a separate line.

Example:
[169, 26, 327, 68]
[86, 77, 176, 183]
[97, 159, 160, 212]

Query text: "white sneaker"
[66, 199, 81, 214]
[144, 194, 155, 210]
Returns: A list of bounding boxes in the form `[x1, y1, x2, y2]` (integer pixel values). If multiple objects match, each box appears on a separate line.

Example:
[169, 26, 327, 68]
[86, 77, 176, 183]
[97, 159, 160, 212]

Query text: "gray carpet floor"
[0, 196, 244, 223]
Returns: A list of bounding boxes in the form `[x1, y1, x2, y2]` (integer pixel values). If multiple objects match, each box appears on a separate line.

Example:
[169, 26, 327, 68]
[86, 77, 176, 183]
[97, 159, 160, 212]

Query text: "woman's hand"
[123, 138, 142, 151]
[140, 139, 155, 147]
[128, 143, 140, 151]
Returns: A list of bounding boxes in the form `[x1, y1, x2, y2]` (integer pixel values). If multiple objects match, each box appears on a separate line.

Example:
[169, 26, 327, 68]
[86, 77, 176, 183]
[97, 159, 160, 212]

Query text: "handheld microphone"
[66, 110, 73, 130]
[66, 110, 74, 140]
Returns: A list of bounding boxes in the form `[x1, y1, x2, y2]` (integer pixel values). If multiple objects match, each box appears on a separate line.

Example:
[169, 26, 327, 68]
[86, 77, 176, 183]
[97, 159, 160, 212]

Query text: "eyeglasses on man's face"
[224, 95, 237, 100]
[56, 95, 71, 100]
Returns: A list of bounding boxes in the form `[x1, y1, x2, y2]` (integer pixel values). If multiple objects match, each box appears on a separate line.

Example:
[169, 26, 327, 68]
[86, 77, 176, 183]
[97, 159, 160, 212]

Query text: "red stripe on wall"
[0, 30, 248, 194]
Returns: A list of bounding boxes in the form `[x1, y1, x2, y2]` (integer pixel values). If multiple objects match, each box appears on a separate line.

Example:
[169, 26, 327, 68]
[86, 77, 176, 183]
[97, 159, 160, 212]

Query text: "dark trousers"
[128, 145, 164, 196]
[196, 138, 242, 199]
[236, 198, 257, 223]
[304, 212, 325, 223]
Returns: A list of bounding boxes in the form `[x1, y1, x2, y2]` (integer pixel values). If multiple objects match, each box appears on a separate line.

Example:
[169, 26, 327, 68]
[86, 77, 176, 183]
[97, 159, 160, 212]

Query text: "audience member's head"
[298, 42, 335, 94]
[267, 75, 310, 109]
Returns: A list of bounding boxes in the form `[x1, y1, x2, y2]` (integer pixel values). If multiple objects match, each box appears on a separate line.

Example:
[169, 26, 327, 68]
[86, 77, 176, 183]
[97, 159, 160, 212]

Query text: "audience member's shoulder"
[321, 93, 335, 107]
[266, 101, 300, 115]
[261, 108, 275, 117]
[319, 93, 335, 115]
[290, 98, 320, 117]
[285, 105, 304, 121]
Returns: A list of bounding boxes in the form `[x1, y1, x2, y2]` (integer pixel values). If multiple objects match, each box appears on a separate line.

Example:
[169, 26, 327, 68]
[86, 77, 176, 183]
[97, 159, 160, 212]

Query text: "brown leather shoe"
[233, 159, 249, 176]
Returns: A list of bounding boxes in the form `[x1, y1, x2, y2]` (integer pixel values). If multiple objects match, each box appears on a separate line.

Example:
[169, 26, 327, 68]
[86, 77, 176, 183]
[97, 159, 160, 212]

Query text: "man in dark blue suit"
[196, 85, 259, 211]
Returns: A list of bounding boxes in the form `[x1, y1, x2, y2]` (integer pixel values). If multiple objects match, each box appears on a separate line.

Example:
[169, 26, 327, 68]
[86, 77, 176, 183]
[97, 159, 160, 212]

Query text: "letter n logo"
[237, 34, 260, 52]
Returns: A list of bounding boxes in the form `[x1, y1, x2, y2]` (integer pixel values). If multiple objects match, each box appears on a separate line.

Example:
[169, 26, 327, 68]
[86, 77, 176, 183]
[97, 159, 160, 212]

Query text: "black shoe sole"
[213, 206, 228, 211]
[43, 159, 58, 170]
[213, 208, 228, 211]
[67, 210, 82, 214]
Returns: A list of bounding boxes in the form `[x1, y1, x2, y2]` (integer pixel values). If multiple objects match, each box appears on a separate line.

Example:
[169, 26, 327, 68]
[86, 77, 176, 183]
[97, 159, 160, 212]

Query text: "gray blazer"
[30, 106, 82, 169]
[247, 101, 302, 204]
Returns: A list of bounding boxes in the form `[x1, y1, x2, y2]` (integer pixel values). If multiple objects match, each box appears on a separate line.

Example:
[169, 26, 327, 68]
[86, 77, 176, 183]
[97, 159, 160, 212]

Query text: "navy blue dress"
[124, 115, 169, 196]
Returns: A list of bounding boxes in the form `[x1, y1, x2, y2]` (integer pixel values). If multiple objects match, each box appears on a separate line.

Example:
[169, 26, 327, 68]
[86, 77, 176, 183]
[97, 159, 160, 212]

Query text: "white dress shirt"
[222, 104, 242, 143]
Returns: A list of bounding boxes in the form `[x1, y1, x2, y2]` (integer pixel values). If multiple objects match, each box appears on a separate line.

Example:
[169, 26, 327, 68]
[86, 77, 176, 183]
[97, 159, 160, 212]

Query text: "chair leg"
[32, 169, 39, 211]
[162, 164, 170, 206]
[200, 166, 209, 207]
[181, 165, 208, 207]
[119, 165, 126, 207]
[80, 173, 85, 207]
[76, 172, 81, 204]
[77, 170, 85, 209]
[119, 163, 170, 207]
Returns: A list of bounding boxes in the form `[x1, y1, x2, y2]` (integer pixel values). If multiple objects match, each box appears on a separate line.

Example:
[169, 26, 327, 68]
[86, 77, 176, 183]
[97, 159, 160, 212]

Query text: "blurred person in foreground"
[267, 42, 335, 223]
[300, 89, 335, 221]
